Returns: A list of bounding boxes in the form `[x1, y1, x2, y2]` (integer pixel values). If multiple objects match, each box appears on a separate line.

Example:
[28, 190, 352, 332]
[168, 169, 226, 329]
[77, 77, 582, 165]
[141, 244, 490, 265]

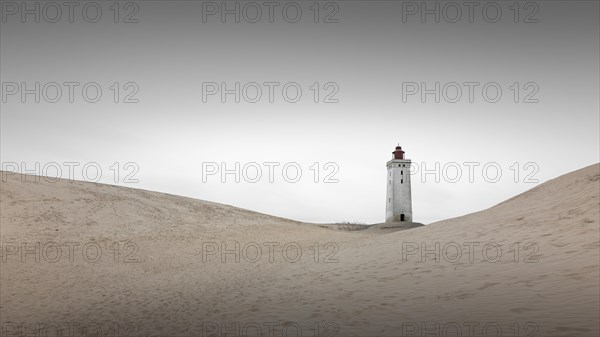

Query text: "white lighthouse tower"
[385, 145, 413, 223]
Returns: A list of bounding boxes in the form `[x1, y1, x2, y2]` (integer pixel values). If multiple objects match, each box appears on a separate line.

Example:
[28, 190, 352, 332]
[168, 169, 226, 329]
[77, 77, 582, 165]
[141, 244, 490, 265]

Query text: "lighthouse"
[385, 145, 413, 223]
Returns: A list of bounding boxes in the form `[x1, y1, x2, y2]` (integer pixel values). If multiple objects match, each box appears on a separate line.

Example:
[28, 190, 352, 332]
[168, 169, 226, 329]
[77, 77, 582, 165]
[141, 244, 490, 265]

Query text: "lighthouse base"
[366, 221, 424, 233]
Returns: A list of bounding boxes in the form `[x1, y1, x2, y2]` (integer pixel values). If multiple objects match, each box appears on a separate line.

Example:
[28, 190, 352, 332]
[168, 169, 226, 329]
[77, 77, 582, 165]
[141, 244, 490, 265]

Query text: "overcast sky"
[1, 0, 598, 224]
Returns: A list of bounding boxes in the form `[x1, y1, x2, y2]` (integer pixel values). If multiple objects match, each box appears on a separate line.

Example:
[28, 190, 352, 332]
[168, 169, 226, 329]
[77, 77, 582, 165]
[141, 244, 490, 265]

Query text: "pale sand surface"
[1, 164, 598, 336]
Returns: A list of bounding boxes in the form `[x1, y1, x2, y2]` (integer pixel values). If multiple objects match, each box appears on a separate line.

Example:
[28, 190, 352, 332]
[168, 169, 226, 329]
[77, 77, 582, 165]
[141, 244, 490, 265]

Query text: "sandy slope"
[1, 164, 598, 337]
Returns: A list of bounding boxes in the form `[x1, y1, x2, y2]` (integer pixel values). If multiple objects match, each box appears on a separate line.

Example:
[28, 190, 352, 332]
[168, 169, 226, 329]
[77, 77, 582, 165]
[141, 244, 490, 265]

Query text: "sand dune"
[1, 164, 598, 337]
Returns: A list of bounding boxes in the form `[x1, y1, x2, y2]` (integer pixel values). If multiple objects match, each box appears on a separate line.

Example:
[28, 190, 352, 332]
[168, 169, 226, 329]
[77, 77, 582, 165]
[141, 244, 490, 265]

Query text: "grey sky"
[1, 0, 598, 224]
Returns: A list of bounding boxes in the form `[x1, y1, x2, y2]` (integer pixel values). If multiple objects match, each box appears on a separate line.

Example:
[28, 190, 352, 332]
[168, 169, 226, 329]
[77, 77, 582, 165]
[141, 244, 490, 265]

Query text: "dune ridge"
[1, 164, 598, 337]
